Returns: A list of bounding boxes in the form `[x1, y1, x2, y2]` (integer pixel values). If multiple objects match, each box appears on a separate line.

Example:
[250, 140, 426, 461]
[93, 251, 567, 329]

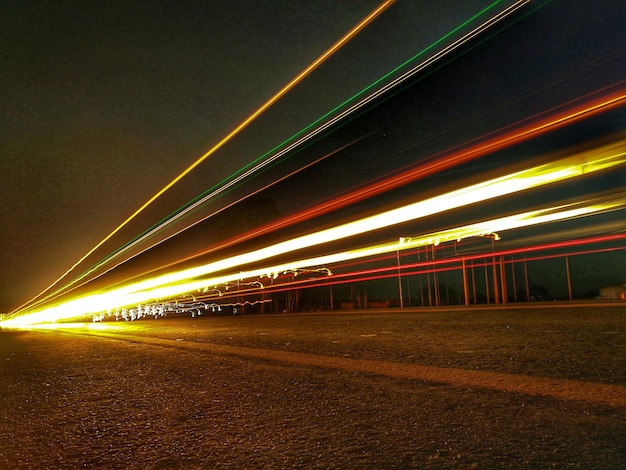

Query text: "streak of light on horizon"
[3, 200, 624, 328]
[3, 145, 625, 327]
[15, 230, 625, 323]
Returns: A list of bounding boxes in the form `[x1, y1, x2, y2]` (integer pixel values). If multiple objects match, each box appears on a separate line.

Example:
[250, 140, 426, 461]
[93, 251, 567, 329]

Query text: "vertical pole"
[511, 260, 518, 302]
[471, 260, 477, 304]
[397, 249, 404, 308]
[426, 247, 432, 307]
[406, 270, 411, 307]
[418, 247, 424, 307]
[565, 255, 573, 301]
[462, 258, 470, 306]
[330, 286, 334, 311]
[524, 258, 530, 302]
[500, 256, 507, 305]
[271, 276, 276, 312]
[433, 245, 439, 307]
[492, 239, 499, 304]
[484, 260, 490, 304]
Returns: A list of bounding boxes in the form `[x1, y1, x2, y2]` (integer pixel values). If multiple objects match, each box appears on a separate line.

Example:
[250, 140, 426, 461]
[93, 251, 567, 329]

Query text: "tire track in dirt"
[61, 329, 626, 408]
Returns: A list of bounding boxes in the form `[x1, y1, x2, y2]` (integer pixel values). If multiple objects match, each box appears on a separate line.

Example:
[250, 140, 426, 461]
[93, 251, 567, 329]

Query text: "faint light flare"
[12, 0, 396, 315]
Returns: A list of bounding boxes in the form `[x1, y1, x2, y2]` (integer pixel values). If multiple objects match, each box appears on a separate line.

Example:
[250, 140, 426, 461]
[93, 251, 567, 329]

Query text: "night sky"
[2, 0, 625, 313]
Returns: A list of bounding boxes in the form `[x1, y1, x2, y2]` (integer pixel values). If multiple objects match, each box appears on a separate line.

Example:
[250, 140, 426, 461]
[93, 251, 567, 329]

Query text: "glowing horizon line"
[3, 197, 624, 328]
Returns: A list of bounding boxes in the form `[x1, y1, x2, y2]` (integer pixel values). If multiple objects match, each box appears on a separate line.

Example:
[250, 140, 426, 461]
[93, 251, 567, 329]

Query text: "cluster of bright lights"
[2, 139, 624, 328]
[90, 300, 223, 323]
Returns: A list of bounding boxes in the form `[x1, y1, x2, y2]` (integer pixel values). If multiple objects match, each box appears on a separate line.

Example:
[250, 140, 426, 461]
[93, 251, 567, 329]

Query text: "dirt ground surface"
[1, 304, 625, 469]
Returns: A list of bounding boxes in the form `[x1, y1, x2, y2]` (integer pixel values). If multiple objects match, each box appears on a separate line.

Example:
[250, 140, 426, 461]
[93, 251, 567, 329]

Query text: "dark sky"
[1, 0, 626, 312]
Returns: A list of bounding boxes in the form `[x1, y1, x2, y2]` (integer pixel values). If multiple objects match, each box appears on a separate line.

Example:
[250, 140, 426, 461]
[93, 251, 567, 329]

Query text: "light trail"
[131, 202, 626, 301]
[90, 231, 626, 309]
[3, 144, 625, 327]
[202, 234, 626, 300]
[5, 198, 623, 328]
[48, 141, 626, 298]
[303, 244, 626, 294]
[32, 0, 532, 309]
[12, 0, 395, 315]
[363, 235, 626, 282]
[105, 134, 626, 292]
[122, 88, 626, 280]
[319, 227, 626, 278]
[142, 0, 529, 234]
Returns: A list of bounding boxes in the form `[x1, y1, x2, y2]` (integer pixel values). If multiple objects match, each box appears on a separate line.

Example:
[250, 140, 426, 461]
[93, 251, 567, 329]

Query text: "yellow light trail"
[3, 140, 624, 327]
[68, 144, 626, 302]
[3, 196, 623, 329]
[192, 199, 625, 288]
[12, 0, 396, 315]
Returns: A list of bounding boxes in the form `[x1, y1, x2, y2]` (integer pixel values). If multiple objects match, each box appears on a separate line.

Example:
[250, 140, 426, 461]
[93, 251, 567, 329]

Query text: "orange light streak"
[12, 0, 396, 315]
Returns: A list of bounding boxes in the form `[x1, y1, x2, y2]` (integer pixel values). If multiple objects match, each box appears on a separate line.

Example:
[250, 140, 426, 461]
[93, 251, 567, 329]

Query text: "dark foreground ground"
[1, 304, 625, 469]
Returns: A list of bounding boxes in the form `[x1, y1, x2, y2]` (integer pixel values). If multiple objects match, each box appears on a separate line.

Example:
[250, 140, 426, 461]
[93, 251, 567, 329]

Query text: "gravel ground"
[1, 304, 625, 468]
